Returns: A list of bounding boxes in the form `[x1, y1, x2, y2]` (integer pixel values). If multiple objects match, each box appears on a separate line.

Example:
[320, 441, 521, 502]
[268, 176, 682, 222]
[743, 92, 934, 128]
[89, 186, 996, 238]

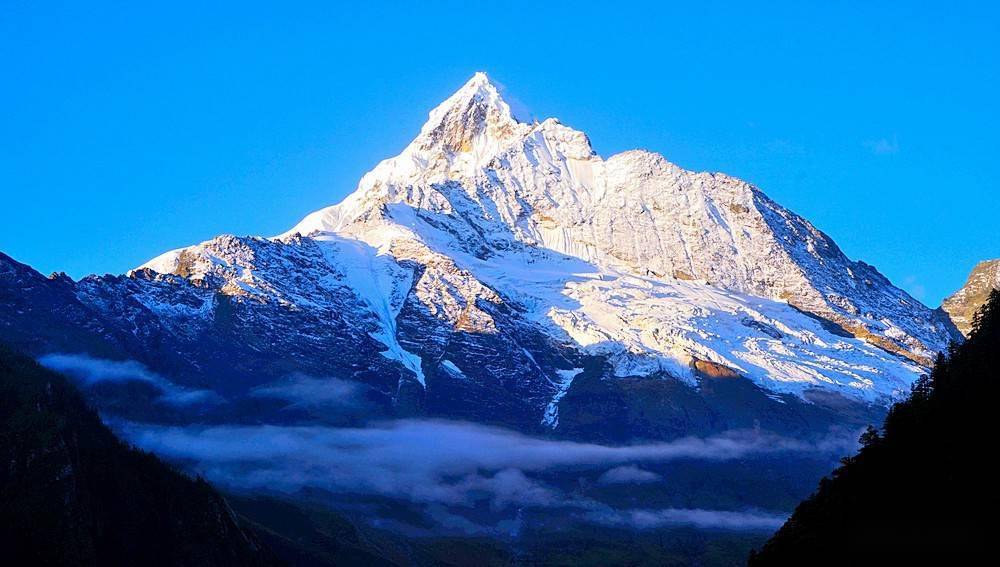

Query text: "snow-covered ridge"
[138, 72, 959, 409]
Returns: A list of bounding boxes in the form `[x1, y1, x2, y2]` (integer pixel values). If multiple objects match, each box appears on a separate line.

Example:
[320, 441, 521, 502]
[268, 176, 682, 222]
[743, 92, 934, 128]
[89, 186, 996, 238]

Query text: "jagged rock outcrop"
[942, 259, 1000, 335]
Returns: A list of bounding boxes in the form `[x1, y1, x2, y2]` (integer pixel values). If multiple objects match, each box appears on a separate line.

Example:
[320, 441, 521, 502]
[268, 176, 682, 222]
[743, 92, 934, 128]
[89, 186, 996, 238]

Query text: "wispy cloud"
[490, 76, 533, 123]
[117, 418, 850, 533]
[597, 465, 662, 485]
[250, 374, 367, 409]
[864, 135, 899, 155]
[586, 507, 786, 531]
[38, 353, 221, 406]
[42, 355, 849, 535]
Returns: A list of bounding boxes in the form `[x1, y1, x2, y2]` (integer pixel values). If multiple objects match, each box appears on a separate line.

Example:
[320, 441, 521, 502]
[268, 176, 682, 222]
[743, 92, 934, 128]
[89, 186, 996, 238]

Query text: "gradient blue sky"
[1, 1, 997, 305]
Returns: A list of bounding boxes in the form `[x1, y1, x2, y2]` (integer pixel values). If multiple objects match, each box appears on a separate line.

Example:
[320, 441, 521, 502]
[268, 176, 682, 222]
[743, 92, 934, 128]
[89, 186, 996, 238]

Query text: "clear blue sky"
[1, 1, 997, 305]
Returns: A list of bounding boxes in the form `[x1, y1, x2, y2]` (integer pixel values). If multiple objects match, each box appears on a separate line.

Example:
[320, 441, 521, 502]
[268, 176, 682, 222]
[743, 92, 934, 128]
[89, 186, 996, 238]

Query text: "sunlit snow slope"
[140, 73, 959, 418]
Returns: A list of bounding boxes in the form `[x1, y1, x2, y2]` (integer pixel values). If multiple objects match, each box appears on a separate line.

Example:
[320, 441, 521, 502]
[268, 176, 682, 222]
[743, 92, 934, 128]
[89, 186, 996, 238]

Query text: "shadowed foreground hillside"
[751, 291, 1000, 564]
[0, 345, 279, 567]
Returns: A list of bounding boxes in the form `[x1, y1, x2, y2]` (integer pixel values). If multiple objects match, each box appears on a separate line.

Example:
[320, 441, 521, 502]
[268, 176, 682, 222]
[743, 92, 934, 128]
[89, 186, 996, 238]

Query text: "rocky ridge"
[1, 73, 962, 436]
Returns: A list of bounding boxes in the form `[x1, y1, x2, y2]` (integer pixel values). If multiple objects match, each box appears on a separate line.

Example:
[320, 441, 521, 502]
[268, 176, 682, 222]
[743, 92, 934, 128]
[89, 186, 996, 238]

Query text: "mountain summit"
[415, 72, 526, 155]
[282, 72, 537, 238]
[2, 74, 961, 438]
[276, 73, 956, 366]
[942, 259, 1000, 335]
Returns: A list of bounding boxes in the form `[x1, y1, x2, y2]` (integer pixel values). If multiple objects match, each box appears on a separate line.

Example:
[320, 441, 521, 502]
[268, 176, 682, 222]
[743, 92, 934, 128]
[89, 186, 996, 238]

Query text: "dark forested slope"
[0, 345, 279, 566]
[751, 290, 1000, 564]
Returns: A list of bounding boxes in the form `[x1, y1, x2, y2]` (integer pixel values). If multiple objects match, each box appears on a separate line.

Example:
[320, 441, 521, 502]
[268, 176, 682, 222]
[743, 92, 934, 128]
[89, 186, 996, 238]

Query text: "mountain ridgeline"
[942, 258, 1000, 336]
[751, 290, 1000, 563]
[0, 73, 988, 566]
[0, 73, 962, 445]
[0, 345, 278, 566]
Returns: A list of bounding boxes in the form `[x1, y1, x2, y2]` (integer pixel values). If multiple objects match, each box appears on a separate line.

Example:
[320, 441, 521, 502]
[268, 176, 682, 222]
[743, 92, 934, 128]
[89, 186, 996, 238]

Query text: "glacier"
[135, 72, 959, 419]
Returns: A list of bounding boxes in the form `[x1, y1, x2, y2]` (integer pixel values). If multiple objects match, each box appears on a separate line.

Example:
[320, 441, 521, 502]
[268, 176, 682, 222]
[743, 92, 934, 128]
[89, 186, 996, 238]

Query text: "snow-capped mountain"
[0, 73, 960, 438]
[942, 259, 1000, 335]
[142, 73, 954, 394]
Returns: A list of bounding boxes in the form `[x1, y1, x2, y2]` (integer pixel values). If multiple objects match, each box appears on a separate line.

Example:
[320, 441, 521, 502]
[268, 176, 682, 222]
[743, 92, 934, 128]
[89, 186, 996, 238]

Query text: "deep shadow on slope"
[750, 290, 1000, 564]
[0, 345, 280, 567]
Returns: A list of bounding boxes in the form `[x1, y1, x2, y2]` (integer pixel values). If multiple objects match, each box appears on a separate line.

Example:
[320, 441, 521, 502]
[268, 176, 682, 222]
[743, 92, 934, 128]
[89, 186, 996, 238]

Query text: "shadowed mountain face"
[0, 74, 960, 441]
[750, 290, 1000, 564]
[0, 249, 885, 441]
[0, 345, 279, 567]
[0, 74, 970, 565]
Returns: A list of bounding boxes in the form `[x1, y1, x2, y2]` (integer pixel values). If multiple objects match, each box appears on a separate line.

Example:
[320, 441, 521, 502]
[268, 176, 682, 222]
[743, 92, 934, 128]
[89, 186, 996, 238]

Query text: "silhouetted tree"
[750, 290, 1000, 565]
[0, 345, 281, 566]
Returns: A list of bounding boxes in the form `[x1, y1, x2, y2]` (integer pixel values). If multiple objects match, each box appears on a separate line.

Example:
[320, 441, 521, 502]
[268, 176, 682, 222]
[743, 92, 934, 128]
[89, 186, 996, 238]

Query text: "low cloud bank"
[587, 507, 786, 531]
[38, 353, 849, 534]
[121, 420, 841, 495]
[33, 342, 862, 541]
[119, 419, 848, 533]
[38, 353, 220, 406]
[597, 465, 662, 485]
[250, 374, 367, 409]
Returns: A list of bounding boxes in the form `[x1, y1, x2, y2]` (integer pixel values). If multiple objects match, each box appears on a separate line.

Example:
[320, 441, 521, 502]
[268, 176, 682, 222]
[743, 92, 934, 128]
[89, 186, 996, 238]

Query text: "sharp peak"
[465, 71, 495, 89]
[404, 72, 528, 156]
[455, 71, 503, 97]
[422, 72, 524, 126]
[437, 72, 501, 103]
